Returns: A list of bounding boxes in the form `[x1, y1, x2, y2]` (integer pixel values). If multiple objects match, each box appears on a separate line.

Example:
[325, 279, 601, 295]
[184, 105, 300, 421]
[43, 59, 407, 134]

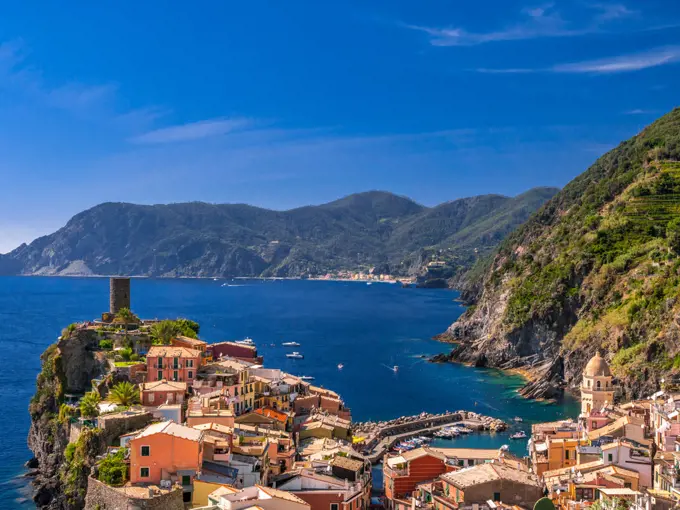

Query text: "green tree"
[119, 347, 134, 361]
[115, 307, 137, 324]
[108, 382, 140, 406]
[150, 320, 177, 345]
[80, 390, 101, 419]
[98, 449, 128, 486]
[667, 218, 680, 253]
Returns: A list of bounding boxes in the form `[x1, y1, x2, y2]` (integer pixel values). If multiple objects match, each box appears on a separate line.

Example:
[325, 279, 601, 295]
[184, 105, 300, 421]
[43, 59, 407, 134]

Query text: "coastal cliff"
[28, 328, 107, 509]
[439, 108, 680, 400]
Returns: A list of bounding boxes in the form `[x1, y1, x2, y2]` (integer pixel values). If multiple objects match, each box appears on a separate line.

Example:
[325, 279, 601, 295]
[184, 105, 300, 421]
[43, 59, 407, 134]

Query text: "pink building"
[140, 379, 187, 406]
[146, 345, 201, 383]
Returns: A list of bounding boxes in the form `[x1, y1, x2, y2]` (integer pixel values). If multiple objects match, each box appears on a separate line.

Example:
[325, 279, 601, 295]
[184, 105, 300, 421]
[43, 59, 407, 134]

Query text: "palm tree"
[80, 391, 101, 419]
[150, 320, 177, 345]
[108, 381, 140, 406]
[115, 307, 136, 324]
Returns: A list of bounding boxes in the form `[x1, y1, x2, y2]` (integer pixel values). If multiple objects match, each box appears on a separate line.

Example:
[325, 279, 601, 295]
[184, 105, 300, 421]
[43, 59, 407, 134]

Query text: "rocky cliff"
[28, 328, 107, 509]
[440, 108, 680, 400]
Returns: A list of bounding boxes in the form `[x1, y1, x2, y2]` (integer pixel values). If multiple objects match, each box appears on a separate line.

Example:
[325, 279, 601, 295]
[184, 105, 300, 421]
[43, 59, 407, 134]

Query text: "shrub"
[99, 339, 113, 350]
[98, 449, 128, 486]
[129, 353, 139, 362]
[119, 347, 133, 361]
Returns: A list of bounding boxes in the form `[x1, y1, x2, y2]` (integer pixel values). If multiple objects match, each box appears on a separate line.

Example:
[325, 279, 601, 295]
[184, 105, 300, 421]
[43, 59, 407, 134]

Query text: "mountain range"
[442, 107, 680, 400]
[0, 188, 558, 280]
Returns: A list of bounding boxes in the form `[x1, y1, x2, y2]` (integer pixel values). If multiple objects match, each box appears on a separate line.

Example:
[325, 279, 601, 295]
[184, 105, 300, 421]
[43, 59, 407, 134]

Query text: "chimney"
[110, 277, 131, 314]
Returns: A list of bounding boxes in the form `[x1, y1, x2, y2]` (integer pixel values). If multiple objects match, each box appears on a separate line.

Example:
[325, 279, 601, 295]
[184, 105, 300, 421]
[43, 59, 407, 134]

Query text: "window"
[140, 467, 150, 478]
[182, 475, 191, 486]
[468, 459, 474, 466]
[158, 358, 163, 369]
[157, 370, 162, 380]
[565, 450, 570, 460]
[493, 492, 501, 502]
[597, 380, 601, 389]
[186, 359, 193, 368]
[173, 357, 179, 369]
[148, 393, 154, 403]
[458, 460, 464, 467]
[331, 504, 339, 510]
[608, 454, 613, 462]
[173, 370, 178, 381]
[141, 446, 150, 457]
[188, 371, 193, 379]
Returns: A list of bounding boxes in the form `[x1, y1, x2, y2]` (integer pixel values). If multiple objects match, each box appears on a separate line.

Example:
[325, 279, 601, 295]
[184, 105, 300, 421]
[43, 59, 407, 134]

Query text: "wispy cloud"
[623, 109, 654, 115]
[0, 38, 169, 129]
[406, 2, 644, 46]
[553, 46, 680, 73]
[130, 118, 254, 144]
[475, 46, 680, 74]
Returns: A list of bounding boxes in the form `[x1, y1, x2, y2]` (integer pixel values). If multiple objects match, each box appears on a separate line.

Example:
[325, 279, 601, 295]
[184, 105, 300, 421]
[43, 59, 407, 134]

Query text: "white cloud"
[406, 2, 649, 46]
[475, 46, 680, 75]
[130, 118, 254, 144]
[553, 46, 680, 73]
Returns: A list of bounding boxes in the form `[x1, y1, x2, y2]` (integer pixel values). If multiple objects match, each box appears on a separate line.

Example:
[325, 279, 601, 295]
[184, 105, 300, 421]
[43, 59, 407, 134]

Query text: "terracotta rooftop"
[140, 380, 187, 392]
[173, 335, 207, 347]
[441, 463, 541, 490]
[587, 415, 644, 440]
[147, 345, 201, 358]
[257, 485, 309, 505]
[134, 421, 203, 442]
[330, 455, 364, 472]
[255, 407, 289, 423]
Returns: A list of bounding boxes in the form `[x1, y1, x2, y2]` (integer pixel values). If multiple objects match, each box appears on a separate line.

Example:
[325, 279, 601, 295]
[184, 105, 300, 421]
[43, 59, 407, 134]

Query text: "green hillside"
[447, 108, 680, 398]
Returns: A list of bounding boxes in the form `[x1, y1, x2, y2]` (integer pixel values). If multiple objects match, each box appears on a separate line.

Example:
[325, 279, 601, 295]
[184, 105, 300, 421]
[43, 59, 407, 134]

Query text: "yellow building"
[581, 352, 614, 416]
[546, 437, 579, 471]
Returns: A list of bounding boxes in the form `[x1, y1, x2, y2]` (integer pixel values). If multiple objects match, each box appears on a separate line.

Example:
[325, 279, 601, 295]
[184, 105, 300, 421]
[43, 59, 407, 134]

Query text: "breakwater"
[353, 411, 507, 463]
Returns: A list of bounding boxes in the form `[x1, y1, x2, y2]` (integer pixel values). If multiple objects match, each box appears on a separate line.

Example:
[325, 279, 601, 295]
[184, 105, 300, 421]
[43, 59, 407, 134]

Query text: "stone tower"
[581, 352, 614, 416]
[109, 277, 131, 314]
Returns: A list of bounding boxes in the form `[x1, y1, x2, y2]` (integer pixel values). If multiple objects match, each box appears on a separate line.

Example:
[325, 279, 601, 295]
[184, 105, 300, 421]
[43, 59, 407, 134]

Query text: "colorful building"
[146, 345, 202, 383]
[129, 421, 204, 502]
[171, 335, 209, 364]
[140, 379, 187, 406]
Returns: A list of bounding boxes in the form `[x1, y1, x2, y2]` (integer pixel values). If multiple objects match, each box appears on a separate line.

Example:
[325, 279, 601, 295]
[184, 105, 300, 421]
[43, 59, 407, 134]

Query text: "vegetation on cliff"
[449, 108, 680, 398]
[2, 188, 556, 281]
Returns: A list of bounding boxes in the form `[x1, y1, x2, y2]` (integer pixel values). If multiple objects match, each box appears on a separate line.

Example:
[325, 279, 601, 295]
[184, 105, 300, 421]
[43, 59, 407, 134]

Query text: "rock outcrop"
[28, 328, 107, 510]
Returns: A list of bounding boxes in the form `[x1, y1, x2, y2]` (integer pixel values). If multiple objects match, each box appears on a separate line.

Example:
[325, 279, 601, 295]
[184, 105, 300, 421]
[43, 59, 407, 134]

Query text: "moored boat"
[510, 431, 527, 439]
[300, 375, 315, 381]
[286, 351, 304, 359]
[282, 341, 301, 346]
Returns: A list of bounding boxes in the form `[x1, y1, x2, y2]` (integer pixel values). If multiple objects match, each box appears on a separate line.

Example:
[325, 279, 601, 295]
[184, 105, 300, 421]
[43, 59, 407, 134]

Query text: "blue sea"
[0, 277, 579, 508]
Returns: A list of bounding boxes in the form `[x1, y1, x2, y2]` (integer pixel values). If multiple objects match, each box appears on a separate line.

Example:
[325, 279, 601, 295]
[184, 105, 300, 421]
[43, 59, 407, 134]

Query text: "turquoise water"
[0, 277, 579, 508]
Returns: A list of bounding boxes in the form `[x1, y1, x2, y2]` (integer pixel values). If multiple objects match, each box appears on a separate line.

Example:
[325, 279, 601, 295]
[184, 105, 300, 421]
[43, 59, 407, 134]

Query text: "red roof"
[255, 407, 288, 423]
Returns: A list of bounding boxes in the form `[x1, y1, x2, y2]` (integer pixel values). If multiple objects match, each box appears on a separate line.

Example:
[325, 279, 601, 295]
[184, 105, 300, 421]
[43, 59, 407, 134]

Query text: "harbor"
[352, 410, 508, 463]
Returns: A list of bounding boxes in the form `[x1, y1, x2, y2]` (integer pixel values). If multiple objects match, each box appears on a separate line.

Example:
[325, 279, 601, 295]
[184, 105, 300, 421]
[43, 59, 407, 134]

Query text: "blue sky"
[1, 1, 679, 252]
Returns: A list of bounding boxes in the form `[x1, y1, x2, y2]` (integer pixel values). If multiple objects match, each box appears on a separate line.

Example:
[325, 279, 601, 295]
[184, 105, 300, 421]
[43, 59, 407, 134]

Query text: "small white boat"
[337, 363, 344, 370]
[213, 278, 219, 281]
[392, 365, 399, 372]
[510, 431, 527, 440]
[236, 337, 255, 346]
[300, 375, 315, 381]
[286, 352, 304, 359]
[366, 282, 372, 286]
[282, 341, 301, 347]
[513, 416, 523, 422]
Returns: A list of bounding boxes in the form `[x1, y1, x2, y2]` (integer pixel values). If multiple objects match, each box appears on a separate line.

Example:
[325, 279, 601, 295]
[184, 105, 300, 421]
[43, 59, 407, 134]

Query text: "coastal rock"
[28, 328, 107, 510]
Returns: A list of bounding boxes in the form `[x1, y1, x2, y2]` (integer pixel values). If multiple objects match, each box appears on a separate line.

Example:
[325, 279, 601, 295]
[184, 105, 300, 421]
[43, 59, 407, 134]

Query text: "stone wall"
[98, 411, 153, 446]
[84, 477, 184, 510]
[110, 277, 131, 314]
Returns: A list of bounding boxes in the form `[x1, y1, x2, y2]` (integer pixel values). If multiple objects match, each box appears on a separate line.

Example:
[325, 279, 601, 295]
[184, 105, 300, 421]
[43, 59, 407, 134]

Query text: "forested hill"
[444, 107, 680, 399]
[0, 187, 557, 280]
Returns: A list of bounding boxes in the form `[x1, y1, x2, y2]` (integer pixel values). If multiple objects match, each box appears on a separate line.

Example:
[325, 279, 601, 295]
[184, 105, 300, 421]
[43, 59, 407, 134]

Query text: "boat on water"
[300, 375, 315, 381]
[510, 431, 527, 440]
[286, 352, 304, 359]
[282, 341, 301, 347]
[392, 365, 399, 372]
[434, 426, 461, 438]
[366, 282, 372, 286]
[513, 417, 523, 422]
[235, 337, 255, 346]
[337, 363, 344, 370]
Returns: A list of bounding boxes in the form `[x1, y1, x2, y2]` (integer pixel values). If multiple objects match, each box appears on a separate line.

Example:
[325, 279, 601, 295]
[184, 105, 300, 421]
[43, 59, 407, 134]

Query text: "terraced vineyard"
[623, 161, 680, 226]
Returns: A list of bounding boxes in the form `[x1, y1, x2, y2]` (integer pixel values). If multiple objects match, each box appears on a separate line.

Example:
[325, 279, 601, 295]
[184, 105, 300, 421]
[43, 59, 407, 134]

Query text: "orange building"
[129, 421, 204, 502]
[146, 345, 201, 383]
